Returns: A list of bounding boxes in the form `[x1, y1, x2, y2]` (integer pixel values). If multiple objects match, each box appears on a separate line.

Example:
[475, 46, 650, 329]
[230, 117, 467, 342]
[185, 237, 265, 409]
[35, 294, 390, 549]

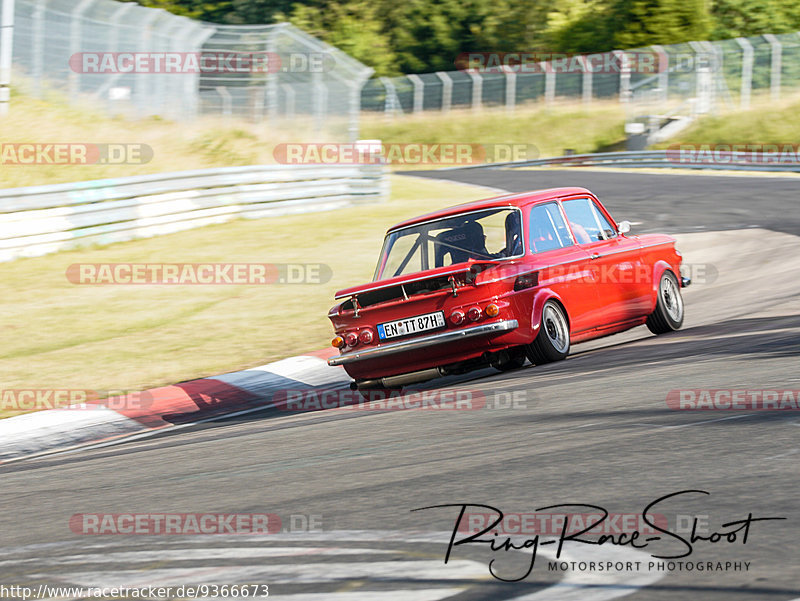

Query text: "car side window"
[591, 203, 618, 240]
[562, 198, 613, 244]
[529, 202, 573, 253]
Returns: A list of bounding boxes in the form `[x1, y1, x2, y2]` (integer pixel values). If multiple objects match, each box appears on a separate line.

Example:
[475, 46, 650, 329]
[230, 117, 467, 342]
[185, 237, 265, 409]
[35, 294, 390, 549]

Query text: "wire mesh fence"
[363, 32, 800, 117]
[198, 23, 372, 140]
[8, 0, 800, 135]
[10, 0, 373, 140]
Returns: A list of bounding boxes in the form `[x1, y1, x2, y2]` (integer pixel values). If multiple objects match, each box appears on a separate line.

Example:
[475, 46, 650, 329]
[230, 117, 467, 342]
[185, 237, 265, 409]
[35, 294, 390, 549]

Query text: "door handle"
[590, 253, 601, 260]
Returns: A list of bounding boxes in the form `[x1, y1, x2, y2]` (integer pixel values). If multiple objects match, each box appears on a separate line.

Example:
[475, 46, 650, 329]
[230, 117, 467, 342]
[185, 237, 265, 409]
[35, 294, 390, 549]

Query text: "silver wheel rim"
[661, 274, 683, 322]
[543, 304, 569, 353]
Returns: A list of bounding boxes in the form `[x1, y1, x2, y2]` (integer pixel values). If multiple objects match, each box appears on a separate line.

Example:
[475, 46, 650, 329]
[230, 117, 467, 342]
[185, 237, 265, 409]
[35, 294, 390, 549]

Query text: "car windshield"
[374, 207, 523, 281]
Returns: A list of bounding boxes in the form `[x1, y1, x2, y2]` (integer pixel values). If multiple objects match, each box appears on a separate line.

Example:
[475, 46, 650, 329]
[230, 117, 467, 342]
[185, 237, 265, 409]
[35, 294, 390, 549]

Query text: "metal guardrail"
[454, 149, 800, 173]
[0, 164, 387, 262]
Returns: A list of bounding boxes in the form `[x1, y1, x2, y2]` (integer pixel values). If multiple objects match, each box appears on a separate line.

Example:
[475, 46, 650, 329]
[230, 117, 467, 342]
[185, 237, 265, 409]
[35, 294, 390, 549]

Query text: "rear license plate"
[377, 311, 446, 340]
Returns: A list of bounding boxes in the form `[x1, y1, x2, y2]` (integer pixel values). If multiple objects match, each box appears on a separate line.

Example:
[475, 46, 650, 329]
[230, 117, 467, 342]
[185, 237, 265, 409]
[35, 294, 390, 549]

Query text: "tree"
[608, 0, 711, 49]
[121, 0, 235, 22]
[125, 0, 800, 76]
[377, 0, 550, 74]
[288, 1, 399, 76]
[710, 0, 800, 38]
[547, 0, 615, 54]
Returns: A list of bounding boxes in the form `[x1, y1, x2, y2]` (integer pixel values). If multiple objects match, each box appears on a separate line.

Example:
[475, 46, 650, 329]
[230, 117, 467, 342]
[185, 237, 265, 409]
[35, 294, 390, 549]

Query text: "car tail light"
[467, 306, 482, 322]
[514, 271, 539, 291]
[359, 328, 374, 344]
[344, 332, 359, 347]
[485, 303, 500, 317]
[331, 336, 345, 348]
[450, 310, 465, 325]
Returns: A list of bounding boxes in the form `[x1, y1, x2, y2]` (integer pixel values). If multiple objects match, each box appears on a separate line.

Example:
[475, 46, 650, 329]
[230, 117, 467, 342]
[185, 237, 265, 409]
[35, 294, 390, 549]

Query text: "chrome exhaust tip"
[351, 379, 382, 390]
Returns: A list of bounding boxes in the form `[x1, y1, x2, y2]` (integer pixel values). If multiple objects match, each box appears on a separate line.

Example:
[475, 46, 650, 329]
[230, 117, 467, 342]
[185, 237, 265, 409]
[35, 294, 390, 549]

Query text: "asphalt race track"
[411, 167, 800, 236]
[1, 167, 799, 600]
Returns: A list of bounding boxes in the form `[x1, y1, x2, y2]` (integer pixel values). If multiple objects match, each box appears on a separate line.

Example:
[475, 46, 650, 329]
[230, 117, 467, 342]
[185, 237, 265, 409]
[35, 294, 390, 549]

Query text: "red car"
[327, 187, 689, 390]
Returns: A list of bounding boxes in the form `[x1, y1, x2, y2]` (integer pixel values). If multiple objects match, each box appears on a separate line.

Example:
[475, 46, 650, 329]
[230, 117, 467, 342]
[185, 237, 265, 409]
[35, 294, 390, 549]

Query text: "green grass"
[2, 89, 629, 189]
[0, 87, 331, 189]
[0, 174, 490, 419]
[653, 93, 800, 148]
[360, 101, 628, 165]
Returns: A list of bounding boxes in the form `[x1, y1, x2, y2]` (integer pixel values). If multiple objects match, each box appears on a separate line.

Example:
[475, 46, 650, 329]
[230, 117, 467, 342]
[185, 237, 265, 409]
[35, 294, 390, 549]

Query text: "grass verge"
[0, 174, 492, 419]
[0, 87, 330, 188]
[1, 89, 628, 189]
[653, 92, 800, 148]
[360, 101, 628, 166]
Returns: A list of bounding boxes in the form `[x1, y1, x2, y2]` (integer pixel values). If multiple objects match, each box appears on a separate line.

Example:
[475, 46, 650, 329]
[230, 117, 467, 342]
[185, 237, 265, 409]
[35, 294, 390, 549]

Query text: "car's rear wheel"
[646, 270, 684, 334]
[526, 300, 570, 365]
[489, 346, 527, 372]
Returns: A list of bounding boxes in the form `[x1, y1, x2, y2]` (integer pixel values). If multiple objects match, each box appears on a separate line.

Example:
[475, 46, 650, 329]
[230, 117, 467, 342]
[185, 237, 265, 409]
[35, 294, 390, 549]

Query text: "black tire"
[646, 270, 684, 335]
[526, 300, 570, 365]
[490, 346, 527, 372]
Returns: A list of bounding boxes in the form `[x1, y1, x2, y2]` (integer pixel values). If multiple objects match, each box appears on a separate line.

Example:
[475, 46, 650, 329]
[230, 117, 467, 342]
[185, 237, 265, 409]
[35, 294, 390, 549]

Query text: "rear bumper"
[327, 319, 519, 367]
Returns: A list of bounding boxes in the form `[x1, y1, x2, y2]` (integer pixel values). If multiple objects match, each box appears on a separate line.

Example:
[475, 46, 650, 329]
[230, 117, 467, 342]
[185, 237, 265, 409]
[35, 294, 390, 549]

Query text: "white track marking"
[18, 403, 285, 460]
[509, 542, 664, 601]
[0, 356, 350, 464]
[25, 531, 665, 601]
[2, 547, 392, 566]
[662, 414, 752, 429]
[213, 356, 350, 391]
[0, 407, 144, 462]
[272, 590, 465, 600]
[53, 560, 488, 588]
[762, 448, 799, 461]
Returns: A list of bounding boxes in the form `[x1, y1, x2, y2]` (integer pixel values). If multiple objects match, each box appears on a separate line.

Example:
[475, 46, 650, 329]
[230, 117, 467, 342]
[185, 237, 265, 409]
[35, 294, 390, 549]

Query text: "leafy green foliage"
[710, 0, 800, 38]
[126, 0, 800, 75]
[609, 0, 711, 49]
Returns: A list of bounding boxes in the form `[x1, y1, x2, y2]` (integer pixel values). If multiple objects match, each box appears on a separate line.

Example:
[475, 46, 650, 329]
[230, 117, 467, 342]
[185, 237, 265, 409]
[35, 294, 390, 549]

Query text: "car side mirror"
[618, 220, 631, 234]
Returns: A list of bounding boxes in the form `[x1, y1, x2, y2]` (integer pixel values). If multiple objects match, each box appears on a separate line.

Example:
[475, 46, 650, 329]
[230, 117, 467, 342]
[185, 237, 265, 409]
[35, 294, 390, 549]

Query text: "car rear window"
[374, 207, 523, 280]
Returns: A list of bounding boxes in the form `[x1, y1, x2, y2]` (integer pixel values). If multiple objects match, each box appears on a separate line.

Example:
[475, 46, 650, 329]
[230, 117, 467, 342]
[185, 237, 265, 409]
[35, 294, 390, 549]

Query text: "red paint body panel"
[327, 187, 684, 381]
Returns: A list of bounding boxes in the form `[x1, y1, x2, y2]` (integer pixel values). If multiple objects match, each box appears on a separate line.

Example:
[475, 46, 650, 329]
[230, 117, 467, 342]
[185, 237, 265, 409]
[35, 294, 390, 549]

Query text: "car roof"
[387, 187, 593, 232]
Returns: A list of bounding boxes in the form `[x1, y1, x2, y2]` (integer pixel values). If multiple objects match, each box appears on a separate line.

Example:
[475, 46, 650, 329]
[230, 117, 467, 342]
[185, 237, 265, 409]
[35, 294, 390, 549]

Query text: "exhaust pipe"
[352, 367, 443, 390]
[381, 368, 441, 388]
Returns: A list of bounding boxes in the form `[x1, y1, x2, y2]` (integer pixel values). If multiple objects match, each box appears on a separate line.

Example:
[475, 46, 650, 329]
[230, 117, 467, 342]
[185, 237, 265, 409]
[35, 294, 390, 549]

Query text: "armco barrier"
[0, 164, 387, 262]
[449, 149, 800, 172]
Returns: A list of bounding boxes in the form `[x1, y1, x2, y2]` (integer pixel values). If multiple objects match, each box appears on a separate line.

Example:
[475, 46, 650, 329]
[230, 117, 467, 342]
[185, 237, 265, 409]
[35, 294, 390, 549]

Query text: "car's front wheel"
[646, 270, 684, 335]
[526, 300, 570, 365]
